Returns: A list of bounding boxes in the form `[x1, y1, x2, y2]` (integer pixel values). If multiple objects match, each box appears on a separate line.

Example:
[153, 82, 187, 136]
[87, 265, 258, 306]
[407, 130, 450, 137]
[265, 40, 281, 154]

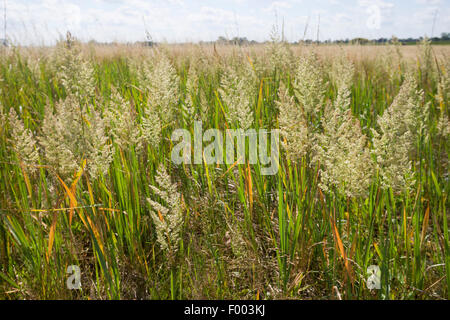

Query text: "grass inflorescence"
[0, 37, 448, 300]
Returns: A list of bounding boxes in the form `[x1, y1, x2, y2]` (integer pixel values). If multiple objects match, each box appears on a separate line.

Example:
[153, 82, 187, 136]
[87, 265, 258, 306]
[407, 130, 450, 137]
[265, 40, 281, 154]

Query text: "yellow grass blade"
[247, 163, 253, 214]
[214, 90, 229, 127]
[220, 156, 243, 179]
[85, 175, 106, 255]
[69, 159, 86, 225]
[19, 161, 32, 197]
[202, 151, 212, 194]
[421, 204, 430, 246]
[158, 210, 164, 223]
[55, 173, 88, 229]
[46, 211, 57, 263]
[374, 242, 383, 260]
[256, 78, 264, 119]
[246, 54, 254, 70]
[55, 173, 77, 216]
[331, 218, 354, 285]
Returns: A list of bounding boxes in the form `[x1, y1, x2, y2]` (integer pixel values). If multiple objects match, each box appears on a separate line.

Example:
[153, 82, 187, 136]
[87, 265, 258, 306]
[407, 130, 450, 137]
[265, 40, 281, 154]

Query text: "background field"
[0, 39, 449, 300]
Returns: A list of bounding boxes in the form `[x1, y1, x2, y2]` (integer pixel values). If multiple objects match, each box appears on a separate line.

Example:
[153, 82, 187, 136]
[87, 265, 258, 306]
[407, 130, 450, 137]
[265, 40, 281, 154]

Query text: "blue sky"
[3, 0, 450, 44]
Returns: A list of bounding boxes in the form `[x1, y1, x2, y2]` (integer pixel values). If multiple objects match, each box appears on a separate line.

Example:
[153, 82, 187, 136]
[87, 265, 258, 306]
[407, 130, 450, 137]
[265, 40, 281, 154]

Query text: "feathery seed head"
[313, 105, 373, 198]
[147, 54, 180, 125]
[39, 95, 112, 182]
[141, 102, 162, 148]
[293, 52, 328, 120]
[147, 164, 183, 260]
[371, 73, 427, 193]
[51, 36, 96, 101]
[8, 108, 40, 173]
[331, 54, 354, 110]
[277, 83, 309, 162]
[266, 25, 294, 73]
[104, 87, 141, 150]
[219, 64, 255, 130]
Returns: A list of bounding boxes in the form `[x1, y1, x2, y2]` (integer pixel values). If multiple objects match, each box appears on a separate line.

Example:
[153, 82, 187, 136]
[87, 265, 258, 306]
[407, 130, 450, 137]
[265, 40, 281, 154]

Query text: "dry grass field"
[0, 37, 449, 299]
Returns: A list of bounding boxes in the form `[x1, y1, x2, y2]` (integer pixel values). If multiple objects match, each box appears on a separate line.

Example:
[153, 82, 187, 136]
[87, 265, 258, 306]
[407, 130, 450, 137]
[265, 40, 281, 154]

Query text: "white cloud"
[2, 0, 449, 45]
[358, 0, 394, 9]
[263, 1, 293, 13]
[416, 0, 442, 5]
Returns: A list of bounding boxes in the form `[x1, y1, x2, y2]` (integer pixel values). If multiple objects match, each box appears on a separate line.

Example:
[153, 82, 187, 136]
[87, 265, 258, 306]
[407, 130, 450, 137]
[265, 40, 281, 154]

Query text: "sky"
[2, 0, 450, 45]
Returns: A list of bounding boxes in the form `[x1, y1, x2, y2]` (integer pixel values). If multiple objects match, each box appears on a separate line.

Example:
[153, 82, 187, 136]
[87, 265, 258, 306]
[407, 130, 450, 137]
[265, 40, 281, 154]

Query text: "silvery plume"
[147, 164, 183, 261]
[51, 34, 96, 101]
[293, 51, 328, 121]
[104, 87, 141, 150]
[437, 61, 449, 110]
[419, 37, 436, 84]
[312, 104, 373, 198]
[84, 107, 113, 180]
[376, 37, 404, 83]
[39, 95, 112, 182]
[276, 83, 308, 162]
[331, 54, 355, 110]
[130, 54, 154, 89]
[265, 24, 294, 74]
[183, 64, 210, 122]
[437, 113, 450, 139]
[218, 64, 256, 130]
[182, 66, 199, 123]
[371, 73, 428, 193]
[141, 101, 162, 148]
[147, 54, 180, 125]
[7, 108, 40, 174]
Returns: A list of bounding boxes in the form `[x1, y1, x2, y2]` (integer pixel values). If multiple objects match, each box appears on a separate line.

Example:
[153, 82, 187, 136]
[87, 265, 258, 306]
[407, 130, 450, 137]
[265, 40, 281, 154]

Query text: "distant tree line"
[83, 32, 450, 47]
[313, 33, 450, 45]
[203, 33, 450, 46]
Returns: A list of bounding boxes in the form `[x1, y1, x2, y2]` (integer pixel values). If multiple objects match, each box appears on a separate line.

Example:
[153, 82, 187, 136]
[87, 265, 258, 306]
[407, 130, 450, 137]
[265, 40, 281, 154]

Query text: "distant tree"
[216, 36, 228, 44]
[351, 38, 369, 45]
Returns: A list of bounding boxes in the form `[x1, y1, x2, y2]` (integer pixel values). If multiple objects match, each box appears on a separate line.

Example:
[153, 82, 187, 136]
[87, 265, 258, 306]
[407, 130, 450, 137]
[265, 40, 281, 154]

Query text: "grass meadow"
[0, 37, 449, 300]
